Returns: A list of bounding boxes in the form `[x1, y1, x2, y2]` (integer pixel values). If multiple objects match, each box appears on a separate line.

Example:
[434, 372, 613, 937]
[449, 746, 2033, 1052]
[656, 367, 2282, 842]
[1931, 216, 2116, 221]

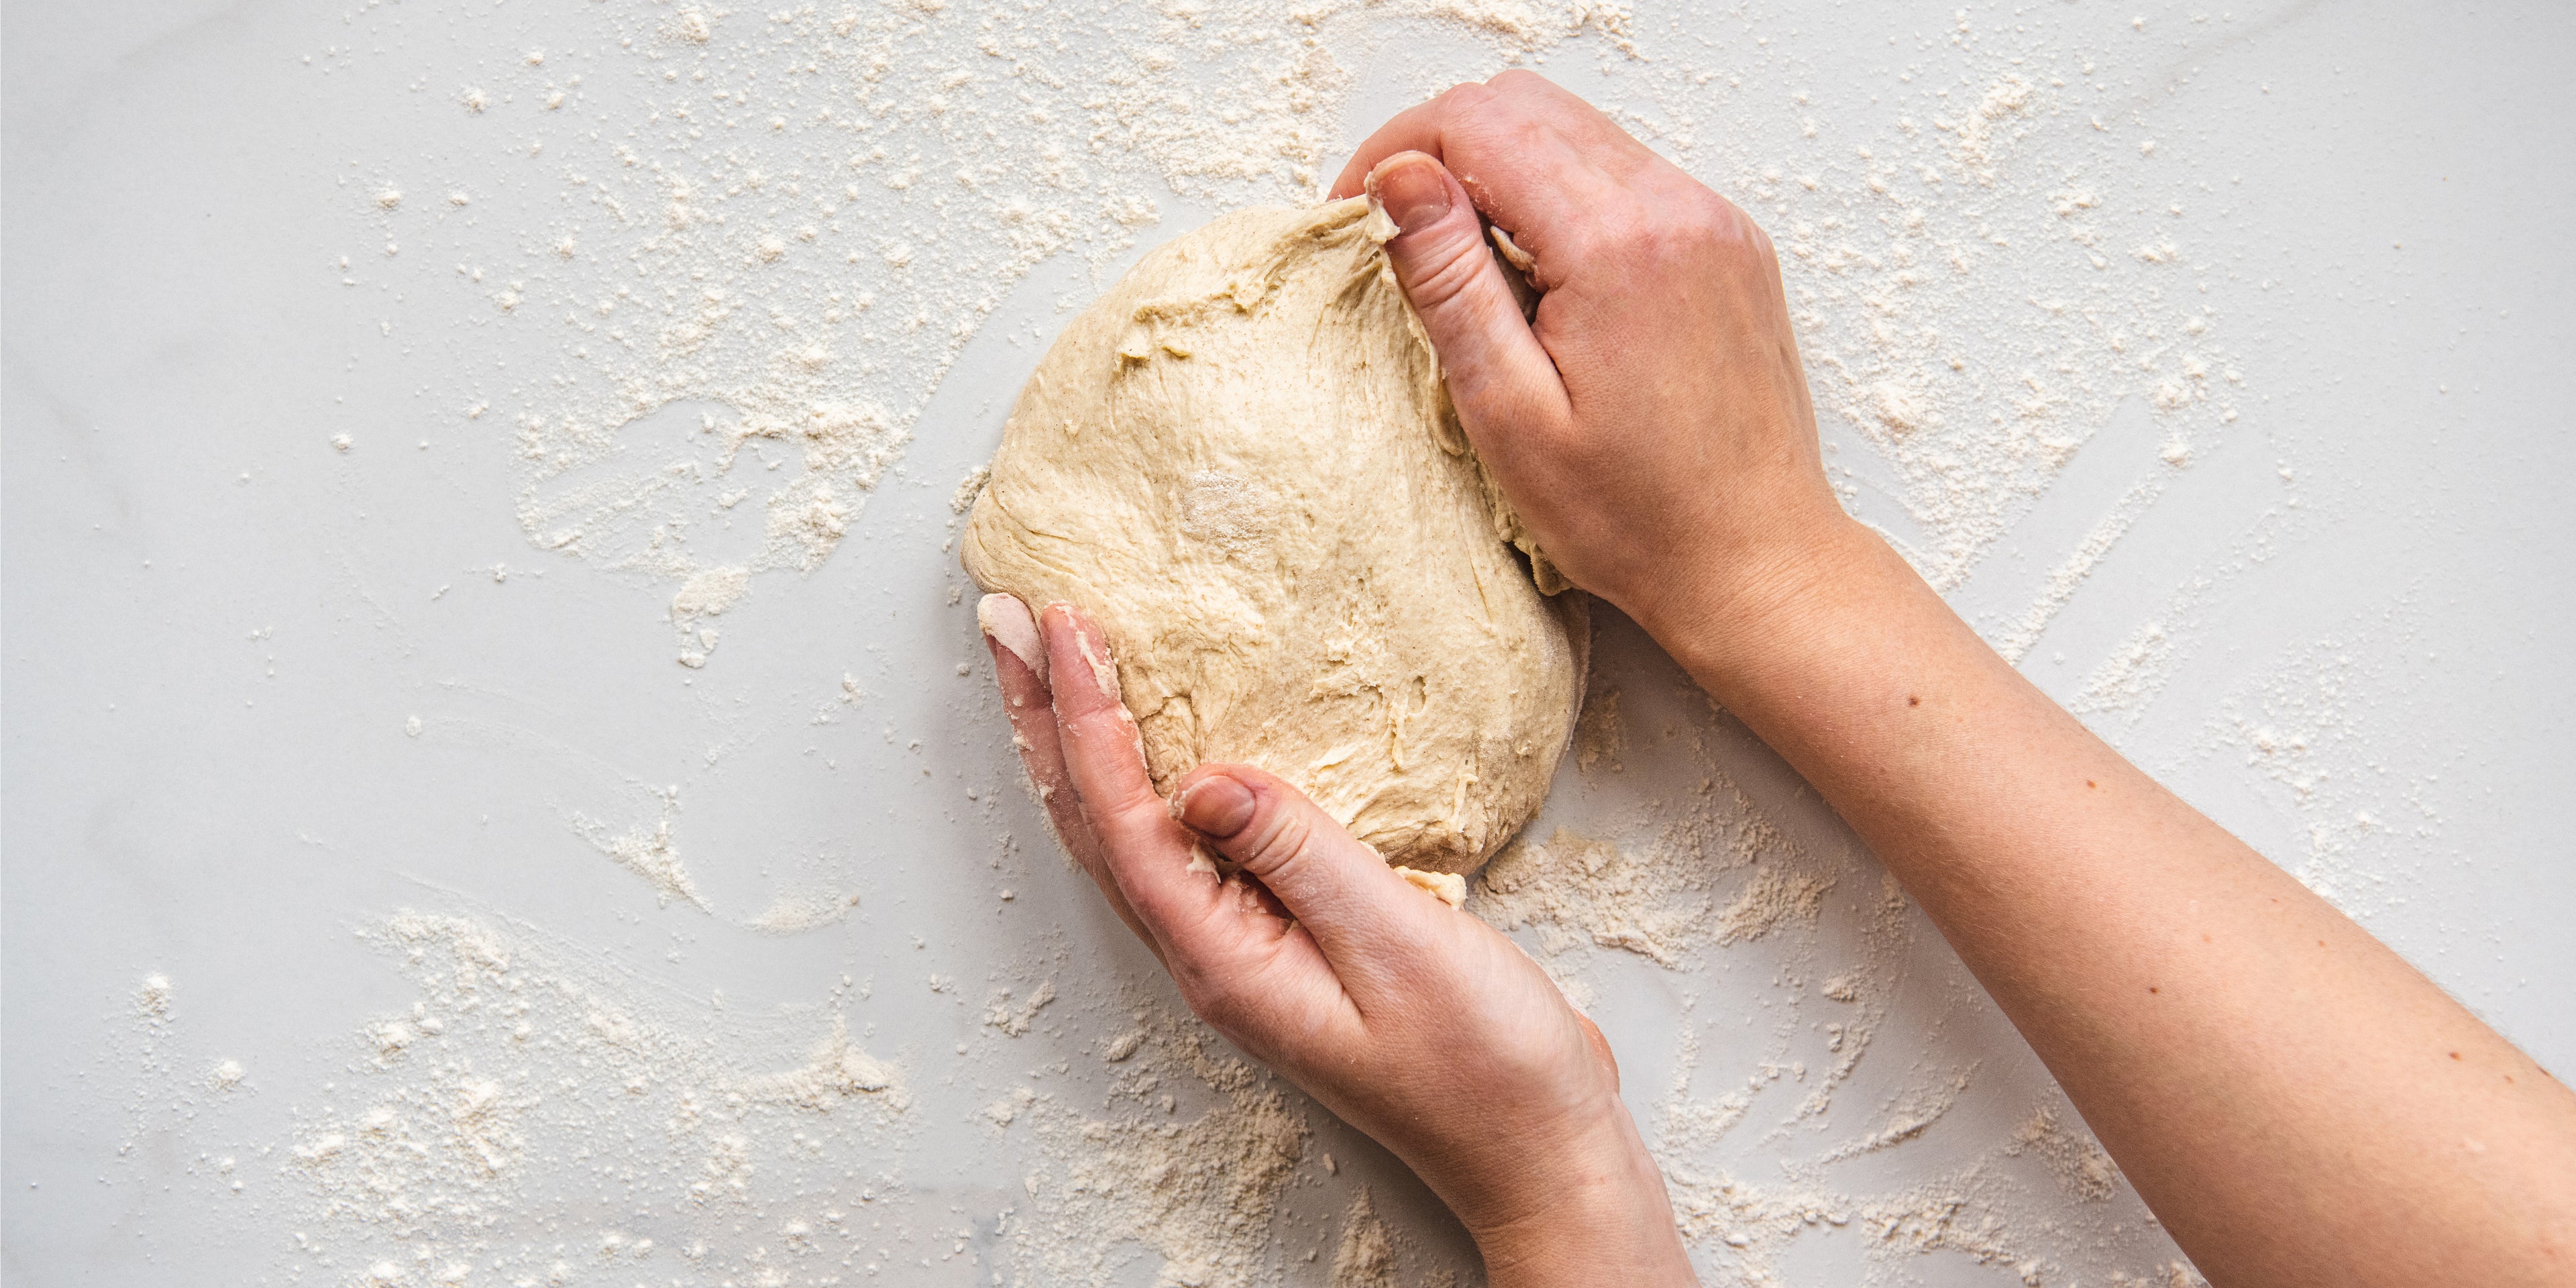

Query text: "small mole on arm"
[2086, 780, 2097, 788]
[2450, 1052, 2463, 1061]
[1908, 695, 1920, 706]
[2149, 986, 2160, 994]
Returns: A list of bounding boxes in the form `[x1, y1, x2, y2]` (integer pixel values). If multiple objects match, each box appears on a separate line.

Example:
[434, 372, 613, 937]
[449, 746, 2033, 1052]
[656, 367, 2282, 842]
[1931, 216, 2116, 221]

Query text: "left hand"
[977, 593, 1695, 1286]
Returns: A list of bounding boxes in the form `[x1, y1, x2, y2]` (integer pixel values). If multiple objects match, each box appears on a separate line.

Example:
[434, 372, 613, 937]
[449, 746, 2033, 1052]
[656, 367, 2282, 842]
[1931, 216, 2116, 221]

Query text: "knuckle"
[1589, 191, 1771, 274]
[1233, 795, 1315, 877]
[1438, 80, 1498, 119]
[1398, 231, 1493, 315]
[1724, 199, 1778, 257]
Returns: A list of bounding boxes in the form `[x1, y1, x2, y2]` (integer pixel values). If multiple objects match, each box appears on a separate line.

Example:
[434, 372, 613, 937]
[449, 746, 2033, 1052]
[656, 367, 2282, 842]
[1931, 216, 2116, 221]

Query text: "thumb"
[1366, 151, 1573, 441]
[1171, 765, 1444, 983]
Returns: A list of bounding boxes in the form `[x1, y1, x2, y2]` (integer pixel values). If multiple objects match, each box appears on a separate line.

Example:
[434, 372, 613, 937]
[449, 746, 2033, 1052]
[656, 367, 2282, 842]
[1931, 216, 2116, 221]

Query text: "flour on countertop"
[2007, 1106, 2121, 1202]
[1007, 1016, 1313, 1287]
[745, 886, 864, 934]
[1474, 808, 1817, 967]
[1574, 685, 1625, 773]
[376, 1, 1644, 666]
[1328, 1188, 1399, 1288]
[2199, 606, 2449, 922]
[573, 790, 707, 910]
[131, 912, 914, 1285]
[1713, 864, 1835, 947]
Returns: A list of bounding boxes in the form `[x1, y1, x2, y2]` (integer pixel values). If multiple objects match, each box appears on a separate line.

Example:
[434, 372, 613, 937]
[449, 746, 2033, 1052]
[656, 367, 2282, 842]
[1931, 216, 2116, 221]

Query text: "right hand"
[1330, 72, 1856, 663]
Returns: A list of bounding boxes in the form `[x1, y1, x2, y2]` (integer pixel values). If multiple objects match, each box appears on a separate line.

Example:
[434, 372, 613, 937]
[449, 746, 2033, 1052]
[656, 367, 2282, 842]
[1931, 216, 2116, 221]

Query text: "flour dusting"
[1006, 1016, 1313, 1287]
[363, 0, 1643, 665]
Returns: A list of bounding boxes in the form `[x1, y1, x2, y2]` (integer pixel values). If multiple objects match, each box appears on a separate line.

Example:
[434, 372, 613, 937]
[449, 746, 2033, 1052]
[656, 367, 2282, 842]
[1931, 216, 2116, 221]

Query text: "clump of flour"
[1328, 1189, 1399, 1287]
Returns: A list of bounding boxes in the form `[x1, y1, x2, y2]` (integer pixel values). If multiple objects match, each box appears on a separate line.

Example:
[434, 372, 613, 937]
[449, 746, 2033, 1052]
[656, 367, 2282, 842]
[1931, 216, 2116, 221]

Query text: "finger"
[1366, 151, 1574, 445]
[1169, 763, 1453, 1000]
[979, 594, 1161, 958]
[1036, 601, 1240, 958]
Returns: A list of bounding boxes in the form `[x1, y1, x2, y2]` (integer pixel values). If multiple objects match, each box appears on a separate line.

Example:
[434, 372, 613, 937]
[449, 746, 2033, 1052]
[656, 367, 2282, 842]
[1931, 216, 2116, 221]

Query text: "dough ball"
[961, 197, 1585, 875]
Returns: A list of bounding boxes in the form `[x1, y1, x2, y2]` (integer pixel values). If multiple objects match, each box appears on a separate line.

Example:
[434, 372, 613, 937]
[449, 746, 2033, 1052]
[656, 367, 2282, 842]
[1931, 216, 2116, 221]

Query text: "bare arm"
[1670, 520, 2576, 1286]
[1336, 70, 2576, 1287]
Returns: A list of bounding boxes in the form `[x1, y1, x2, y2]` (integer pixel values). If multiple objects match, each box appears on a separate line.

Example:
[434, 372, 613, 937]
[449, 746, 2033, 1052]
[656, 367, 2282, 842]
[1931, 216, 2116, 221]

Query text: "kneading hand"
[1334, 72, 2576, 1288]
[977, 594, 1694, 1287]
[1330, 70, 1852, 667]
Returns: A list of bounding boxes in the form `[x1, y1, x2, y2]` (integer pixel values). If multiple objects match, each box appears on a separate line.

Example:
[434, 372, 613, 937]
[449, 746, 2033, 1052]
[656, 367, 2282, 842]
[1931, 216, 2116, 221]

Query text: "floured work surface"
[7, 3, 2572, 1287]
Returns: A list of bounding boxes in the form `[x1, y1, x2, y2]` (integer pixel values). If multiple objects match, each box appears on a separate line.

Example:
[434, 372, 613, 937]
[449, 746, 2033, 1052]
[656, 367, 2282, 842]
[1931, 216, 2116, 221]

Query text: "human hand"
[1330, 71, 1864, 672]
[977, 593, 1693, 1286]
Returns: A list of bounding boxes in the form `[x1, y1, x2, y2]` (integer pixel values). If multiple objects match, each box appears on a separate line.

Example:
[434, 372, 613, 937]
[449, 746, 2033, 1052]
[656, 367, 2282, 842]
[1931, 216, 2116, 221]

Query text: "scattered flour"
[983, 978, 1057, 1037]
[1008, 1018, 1313, 1287]
[1327, 1189, 1398, 1288]
[352, 0, 1644, 665]
[745, 887, 864, 934]
[1574, 686, 1625, 773]
[2201, 609, 2446, 919]
[2069, 481, 2312, 731]
[1476, 826, 1711, 965]
[572, 790, 707, 910]
[1713, 864, 1835, 947]
[1474, 814, 1817, 967]
[668, 564, 750, 667]
[1587, 40, 2257, 593]
[1994, 476, 2166, 663]
[171, 913, 914, 1285]
[2006, 1106, 2121, 1201]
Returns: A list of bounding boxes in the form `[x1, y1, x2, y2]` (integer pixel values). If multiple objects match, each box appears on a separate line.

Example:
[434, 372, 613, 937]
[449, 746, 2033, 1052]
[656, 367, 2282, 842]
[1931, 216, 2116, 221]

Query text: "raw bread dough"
[961, 197, 1585, 875]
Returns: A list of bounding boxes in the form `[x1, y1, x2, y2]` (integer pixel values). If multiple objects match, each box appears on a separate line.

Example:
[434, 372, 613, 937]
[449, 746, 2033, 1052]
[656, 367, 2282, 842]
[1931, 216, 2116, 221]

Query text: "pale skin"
[979, 70, 2576, 1287]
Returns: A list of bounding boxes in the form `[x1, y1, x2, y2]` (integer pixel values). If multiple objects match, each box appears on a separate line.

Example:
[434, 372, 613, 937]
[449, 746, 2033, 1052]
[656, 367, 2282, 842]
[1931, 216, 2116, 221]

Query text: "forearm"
[1642, 517, 2576, 1286]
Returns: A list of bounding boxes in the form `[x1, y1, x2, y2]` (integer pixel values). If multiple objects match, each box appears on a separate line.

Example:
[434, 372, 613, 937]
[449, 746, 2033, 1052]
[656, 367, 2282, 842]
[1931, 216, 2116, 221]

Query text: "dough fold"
[962, 197, 1585, 875]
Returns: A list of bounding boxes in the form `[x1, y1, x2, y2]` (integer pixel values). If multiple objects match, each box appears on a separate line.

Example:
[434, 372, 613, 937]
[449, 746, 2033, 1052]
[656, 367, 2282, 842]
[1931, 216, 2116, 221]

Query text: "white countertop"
[5, 2, 2569, 1285]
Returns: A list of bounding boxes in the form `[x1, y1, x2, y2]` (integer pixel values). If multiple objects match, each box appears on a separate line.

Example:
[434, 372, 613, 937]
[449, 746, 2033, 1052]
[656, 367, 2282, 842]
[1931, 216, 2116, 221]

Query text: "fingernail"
[977, 594, 1046, 682]
[1174, 772, 1257, 840]
[1367, 152, 1454, 234]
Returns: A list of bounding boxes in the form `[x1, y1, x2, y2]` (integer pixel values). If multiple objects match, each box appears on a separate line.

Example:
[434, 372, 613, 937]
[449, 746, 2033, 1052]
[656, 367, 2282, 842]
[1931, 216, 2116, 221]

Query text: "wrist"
[1625, 507, 1886, 694]
[1454, 1105, 1695, 1286]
